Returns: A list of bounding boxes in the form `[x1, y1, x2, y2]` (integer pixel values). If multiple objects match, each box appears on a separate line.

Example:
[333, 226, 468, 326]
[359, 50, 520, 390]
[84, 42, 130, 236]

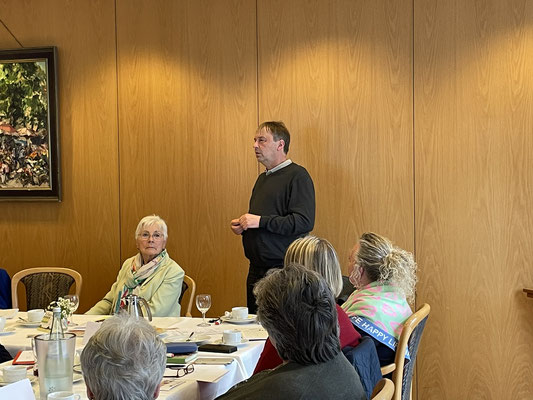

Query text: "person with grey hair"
[81, 313, 166, 400]
[87, 214, 184, 316]
[253, 235, 361, 374]
[342, 232, 418, 366]
[218, 264, 366, 400]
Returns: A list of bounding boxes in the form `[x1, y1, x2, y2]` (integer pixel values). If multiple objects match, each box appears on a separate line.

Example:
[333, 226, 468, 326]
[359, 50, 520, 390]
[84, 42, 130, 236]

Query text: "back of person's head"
[357, 232, 417, 303]
[254, 263, 340, 365]
[257, 121, 290, 154]
[80, 313, 166, 400]
[284, 235, 343, 297]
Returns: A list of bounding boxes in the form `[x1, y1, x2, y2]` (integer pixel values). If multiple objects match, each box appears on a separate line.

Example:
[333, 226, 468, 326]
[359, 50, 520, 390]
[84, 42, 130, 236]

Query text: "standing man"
[231, 121, 315, 313]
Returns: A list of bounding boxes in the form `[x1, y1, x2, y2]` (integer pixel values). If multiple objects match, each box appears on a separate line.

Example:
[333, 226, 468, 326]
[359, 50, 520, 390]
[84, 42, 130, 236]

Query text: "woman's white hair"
[80, 313, 166, 400]
[135, 215, 168, 239]
[357, 232, 418, 304]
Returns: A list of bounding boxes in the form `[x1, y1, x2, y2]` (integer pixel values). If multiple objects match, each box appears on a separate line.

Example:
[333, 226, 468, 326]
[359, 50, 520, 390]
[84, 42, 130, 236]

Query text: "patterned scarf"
[341, 281, 412, 340]
[115, 249, 168, 312]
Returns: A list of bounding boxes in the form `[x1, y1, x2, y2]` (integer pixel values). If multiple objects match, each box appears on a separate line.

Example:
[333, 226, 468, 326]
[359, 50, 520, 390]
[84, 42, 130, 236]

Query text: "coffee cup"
[231, 307, 248, 320]
[2, 365, 27, 383]
[222, 329, 242, 345]
[0, 316, 5, 332]
[47, 392, 81, 400]
[27, 309, 45, 323]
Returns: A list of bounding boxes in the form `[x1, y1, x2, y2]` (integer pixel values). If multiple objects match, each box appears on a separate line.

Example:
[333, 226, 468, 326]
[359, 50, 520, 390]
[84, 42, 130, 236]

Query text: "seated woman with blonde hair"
[341, 232, 417, 366]
[87, 215, 184, 317]
[253, 235, 361, 374]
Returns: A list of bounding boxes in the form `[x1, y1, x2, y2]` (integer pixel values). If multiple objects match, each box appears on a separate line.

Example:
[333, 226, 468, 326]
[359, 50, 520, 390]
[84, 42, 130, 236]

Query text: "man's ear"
[277, 139, 285, 151]
[154, 382, 161, 399]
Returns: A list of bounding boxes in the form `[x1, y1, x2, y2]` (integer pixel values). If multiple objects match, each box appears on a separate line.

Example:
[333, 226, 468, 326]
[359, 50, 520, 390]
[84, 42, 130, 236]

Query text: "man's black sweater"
[242, 162, 315, 267]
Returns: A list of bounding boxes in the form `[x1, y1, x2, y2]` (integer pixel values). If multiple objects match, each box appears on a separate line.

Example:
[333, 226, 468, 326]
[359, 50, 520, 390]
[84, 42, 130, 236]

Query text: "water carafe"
[122, 294, 152, 321]
[34, 307, 76, 400]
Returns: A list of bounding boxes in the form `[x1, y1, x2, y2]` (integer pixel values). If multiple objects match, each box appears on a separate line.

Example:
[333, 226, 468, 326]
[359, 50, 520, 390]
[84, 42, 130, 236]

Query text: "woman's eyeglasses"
[138, 232, 164, 241]
[163, 364, 194, 378]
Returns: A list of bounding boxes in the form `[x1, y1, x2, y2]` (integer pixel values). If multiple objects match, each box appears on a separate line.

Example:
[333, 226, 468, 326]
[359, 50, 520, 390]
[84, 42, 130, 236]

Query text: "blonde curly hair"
[356, 232, 417, 304]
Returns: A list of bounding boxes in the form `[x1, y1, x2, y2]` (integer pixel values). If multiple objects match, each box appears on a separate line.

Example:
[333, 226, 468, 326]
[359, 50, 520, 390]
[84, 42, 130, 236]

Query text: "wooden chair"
[11, 267, 82, 310]
[178, 275, 196, 317]
[371, 378, 395, 400]
[380, 303, 431, 400]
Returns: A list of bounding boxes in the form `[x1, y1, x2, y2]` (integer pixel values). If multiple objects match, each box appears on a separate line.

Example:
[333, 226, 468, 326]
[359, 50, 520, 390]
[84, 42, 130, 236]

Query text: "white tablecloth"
[0, 313, 266, 400]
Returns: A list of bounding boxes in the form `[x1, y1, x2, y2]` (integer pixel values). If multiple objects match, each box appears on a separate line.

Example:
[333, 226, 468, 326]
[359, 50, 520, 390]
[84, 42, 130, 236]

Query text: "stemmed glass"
[196, 294, 211, 327]
[64, 294, 79, 326]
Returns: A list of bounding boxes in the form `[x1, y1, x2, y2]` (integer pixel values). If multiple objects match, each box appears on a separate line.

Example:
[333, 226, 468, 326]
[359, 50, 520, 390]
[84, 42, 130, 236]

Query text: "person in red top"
[253, 235, 361, 374]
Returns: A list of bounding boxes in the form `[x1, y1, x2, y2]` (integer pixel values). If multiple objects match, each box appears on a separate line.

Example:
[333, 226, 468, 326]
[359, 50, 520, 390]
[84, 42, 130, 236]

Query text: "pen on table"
[208, 317, 221, 324]
[186, 331, 194, 341]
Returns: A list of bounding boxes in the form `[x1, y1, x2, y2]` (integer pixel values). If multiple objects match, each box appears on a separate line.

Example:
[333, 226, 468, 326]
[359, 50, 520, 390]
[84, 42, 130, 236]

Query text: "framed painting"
[0, 47, 60, 201]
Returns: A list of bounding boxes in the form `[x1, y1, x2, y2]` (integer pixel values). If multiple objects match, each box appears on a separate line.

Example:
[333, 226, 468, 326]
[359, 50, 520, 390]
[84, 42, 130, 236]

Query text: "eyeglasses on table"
[163, 363, 194, 378]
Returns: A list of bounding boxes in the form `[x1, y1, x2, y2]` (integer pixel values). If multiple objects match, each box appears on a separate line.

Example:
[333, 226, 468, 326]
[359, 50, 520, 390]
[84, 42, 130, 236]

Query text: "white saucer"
[0, 375, 36, 386]
[0, 328, 15, 336]
[214, 338, 249, 347]
[220, 315, 257, 325]
[17, 321, 42, 328]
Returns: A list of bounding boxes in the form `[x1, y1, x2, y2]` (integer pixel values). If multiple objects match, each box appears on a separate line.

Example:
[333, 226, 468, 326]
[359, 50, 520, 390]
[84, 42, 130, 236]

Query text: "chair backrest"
[11, 267, 82, 310]
[372, 378, 395, 400]
[178, 275, 196, 317]
[391, 303, 430, 400]
[0, 269, 12, 309]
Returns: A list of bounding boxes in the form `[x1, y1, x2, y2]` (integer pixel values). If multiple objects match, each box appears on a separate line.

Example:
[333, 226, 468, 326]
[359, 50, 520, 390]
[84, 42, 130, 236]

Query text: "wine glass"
[64, 294, 79, 326]
[196, 294, 211, 327]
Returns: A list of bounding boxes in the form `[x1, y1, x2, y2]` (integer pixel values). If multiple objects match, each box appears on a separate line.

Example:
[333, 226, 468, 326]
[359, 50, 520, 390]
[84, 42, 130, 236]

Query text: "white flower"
[47, 297, 76, 318]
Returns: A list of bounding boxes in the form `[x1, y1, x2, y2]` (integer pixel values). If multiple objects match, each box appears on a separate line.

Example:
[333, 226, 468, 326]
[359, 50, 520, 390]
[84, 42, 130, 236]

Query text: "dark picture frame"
[0, 47, 60, 201]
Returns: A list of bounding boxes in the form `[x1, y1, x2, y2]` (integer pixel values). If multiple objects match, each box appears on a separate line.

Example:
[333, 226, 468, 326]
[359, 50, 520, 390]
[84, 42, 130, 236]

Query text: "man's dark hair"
[258, 121, 291, 154]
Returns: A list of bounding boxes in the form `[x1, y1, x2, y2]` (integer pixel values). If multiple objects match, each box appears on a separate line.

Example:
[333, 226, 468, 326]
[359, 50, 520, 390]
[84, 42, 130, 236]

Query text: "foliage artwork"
[0, 60, 51, 188]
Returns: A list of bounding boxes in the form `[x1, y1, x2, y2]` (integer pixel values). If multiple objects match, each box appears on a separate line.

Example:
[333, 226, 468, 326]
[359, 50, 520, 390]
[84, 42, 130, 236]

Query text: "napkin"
[0, 309, 18, 319]
[0, 378, 35, 400]
[82, 321, 103, 345]
[241, 327, 268, 340]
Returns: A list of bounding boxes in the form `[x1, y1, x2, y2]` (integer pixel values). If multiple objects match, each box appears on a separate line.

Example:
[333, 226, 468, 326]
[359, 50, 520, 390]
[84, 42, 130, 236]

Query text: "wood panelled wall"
[1, 1, 533, 398]
[115, 0, 258, 314]
[0, 0, 121, 312]
[415, 0, 533, 398]
[257, 0, 414, 262]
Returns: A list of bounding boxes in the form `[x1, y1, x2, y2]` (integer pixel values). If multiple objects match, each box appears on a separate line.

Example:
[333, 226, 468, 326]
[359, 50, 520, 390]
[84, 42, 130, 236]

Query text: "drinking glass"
[63, 295, 79, 326]
[196, 294, 211, 327]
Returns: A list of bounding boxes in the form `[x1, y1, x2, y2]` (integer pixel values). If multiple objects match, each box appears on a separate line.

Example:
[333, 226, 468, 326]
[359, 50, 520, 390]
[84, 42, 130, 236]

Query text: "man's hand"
[230, 219, 244, 235]
[239, 213, 260, 230]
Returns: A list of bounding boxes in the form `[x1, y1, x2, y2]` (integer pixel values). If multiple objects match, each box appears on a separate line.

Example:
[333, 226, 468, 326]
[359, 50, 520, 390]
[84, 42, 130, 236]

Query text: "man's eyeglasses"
[164, 364, 194, 378]
[138, 232, 164, 241]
